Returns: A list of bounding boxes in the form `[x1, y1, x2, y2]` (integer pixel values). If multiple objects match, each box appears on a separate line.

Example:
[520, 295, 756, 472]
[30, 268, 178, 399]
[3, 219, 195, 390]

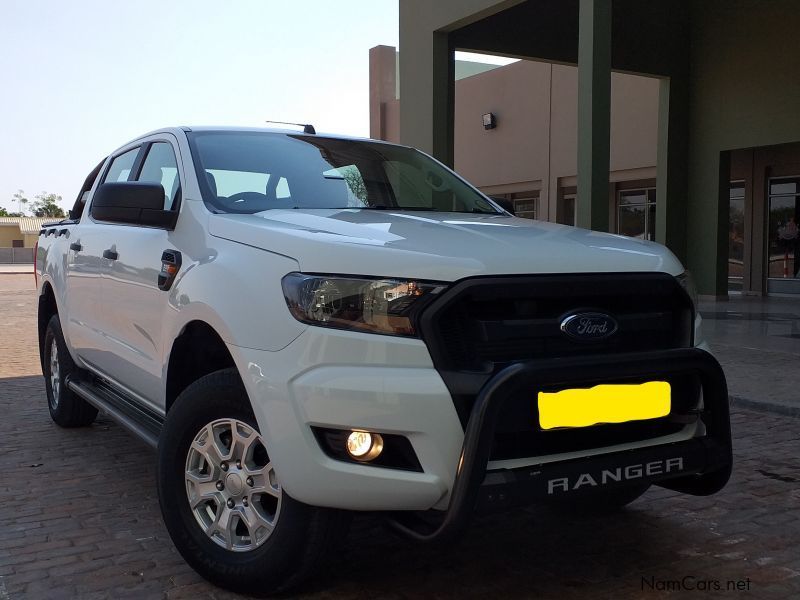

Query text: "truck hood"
[208, 209, 683, 281]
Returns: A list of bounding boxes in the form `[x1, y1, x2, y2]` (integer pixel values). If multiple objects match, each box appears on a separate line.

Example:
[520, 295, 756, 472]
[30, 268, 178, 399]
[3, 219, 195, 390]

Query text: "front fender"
[161, 238, 307, 381]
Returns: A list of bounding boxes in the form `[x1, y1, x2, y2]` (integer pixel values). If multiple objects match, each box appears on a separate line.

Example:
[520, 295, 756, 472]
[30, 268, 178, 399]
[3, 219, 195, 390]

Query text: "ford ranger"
[35, 126, 732, 595]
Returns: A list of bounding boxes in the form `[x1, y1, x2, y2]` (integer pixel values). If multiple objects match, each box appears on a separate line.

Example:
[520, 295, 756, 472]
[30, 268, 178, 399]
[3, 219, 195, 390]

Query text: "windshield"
[186, 131, 501, 215]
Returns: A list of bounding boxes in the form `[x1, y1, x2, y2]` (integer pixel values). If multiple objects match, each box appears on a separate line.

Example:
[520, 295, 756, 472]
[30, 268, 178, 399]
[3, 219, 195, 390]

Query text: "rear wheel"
[43, 315, 97, 427]
[157, 368, 347, 595]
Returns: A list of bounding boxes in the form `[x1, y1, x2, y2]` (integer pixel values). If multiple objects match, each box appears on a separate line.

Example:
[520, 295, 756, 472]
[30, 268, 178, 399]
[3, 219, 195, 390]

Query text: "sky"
[0, 0, 403, 214]
[0, 0, 519, 215]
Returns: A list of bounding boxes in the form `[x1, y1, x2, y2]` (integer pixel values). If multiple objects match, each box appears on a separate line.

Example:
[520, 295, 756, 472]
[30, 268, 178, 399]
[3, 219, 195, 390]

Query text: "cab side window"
[137, 142, 181, 210]
[103, 148, 139, 183]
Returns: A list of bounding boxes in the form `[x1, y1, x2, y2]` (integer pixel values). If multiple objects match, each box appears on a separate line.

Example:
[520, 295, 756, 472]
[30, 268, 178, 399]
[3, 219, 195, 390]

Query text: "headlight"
[676, 270, 698, 309]
[281, 273, 447, 336]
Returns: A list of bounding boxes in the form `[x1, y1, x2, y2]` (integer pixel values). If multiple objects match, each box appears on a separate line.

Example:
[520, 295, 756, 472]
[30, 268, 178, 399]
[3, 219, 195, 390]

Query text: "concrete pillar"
[432, 32, 455, 167]
[399, 19, 454, 165]
[655, 76, 690, 263]
[687, 149, 730, 298]
[369, 46, 398, 141]
[576, 0, 612, 231]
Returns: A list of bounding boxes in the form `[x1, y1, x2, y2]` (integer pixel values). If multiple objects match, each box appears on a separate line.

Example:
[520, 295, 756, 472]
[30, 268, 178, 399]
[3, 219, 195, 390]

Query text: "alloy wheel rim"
[49, 338, 60, 409]
[185, 418, 282, 552]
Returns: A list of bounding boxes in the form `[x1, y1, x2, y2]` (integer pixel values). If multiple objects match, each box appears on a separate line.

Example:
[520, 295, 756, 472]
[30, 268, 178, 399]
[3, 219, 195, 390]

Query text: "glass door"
[767, 176, 800, 294]
[728, 182, 745, 291]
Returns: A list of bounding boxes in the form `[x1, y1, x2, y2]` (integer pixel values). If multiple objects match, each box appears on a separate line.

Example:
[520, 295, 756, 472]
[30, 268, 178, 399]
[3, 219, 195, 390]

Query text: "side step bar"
[67, 377, 163, 449]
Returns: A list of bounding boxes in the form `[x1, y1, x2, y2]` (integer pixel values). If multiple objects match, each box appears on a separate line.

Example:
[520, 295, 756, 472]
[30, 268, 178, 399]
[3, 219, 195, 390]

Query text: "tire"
[549, 483, 650, 516]
[157, 368, 348, 596]
[43, 314, 98, 427]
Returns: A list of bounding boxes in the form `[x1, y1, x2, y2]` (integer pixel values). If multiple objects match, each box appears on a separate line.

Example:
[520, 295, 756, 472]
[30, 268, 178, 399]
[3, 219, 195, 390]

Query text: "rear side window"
[103, 148, 139, 183]
[137, 142, 181, 210]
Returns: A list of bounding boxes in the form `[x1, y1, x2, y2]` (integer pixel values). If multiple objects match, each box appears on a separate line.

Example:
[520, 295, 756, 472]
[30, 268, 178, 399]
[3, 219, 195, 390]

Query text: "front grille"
[419, 273, 693, 373]
[416, 273, 697, 459]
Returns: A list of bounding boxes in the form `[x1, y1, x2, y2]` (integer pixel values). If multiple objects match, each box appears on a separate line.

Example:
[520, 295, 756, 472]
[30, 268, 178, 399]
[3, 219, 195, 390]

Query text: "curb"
[730, 395, 800, 418]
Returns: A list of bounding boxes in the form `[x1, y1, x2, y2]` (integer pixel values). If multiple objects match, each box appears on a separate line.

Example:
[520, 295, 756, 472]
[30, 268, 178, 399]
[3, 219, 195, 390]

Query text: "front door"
[97, 138, 183, 410]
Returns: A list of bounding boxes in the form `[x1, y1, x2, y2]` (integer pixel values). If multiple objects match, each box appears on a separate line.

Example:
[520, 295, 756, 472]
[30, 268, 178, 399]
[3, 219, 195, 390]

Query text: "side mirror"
[91, 182, 177, 229]
[490, 196, 515, 215]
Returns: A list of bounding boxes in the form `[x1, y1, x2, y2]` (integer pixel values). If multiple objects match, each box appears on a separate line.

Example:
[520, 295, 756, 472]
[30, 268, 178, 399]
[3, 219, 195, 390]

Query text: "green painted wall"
[399, 0, 522, 156]
[687, 0, 800, 295]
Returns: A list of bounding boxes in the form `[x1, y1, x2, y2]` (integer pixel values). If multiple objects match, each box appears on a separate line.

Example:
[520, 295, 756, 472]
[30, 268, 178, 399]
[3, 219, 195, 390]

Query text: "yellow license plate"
[537, 381, 671, 430]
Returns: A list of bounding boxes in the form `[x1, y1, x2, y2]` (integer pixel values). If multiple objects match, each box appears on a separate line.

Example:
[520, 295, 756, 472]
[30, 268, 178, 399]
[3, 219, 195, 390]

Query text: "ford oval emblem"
[560, 312, 618, 341]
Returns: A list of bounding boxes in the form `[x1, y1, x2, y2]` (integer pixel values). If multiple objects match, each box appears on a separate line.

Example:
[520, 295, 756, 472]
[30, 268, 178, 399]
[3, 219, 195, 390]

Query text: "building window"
[728, 182, 745, 291]
[511, 191, 538, 220]
[12, 240, 24, 248]
[617, 188, 656, 241]
[492, 190, 539, 220]
[767, 176, 800, 281]
[557, 192, 576, 226]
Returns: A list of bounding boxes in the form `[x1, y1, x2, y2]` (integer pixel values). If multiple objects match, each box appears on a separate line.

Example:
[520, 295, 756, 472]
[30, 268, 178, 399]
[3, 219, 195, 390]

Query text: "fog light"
[346, 431, 383, 461]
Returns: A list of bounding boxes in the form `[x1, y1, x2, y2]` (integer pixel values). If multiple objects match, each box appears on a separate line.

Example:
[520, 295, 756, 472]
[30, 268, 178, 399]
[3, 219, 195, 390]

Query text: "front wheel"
[157, 368, 347, 595]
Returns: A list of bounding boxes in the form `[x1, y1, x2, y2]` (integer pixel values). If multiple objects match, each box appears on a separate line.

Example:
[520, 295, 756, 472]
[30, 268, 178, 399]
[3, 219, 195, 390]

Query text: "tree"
[11, 190, 28, 216]
[30, 192, 66, 218]
[340, 166, 368, 204]
[0, 207, 8, 216]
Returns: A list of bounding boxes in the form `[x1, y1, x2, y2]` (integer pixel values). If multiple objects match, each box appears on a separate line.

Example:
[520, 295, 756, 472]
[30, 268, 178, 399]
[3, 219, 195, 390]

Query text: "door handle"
[69, 242, 82, 252]
[103, 249, 118, 260]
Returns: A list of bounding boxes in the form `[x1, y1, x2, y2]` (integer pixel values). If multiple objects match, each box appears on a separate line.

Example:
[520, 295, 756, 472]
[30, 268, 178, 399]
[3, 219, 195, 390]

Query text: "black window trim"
[136, 140, 183, 212]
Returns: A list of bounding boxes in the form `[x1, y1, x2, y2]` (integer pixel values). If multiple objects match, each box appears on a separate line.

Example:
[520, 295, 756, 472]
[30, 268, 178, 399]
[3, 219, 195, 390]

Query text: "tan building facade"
[0, 217, 51, 263]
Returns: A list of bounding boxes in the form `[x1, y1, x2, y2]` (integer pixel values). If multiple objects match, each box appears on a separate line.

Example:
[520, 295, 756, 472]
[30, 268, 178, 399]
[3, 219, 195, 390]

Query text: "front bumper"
[230, 327, 731, 519]
[227, 328, 464, 511]
[389, 347, 732, 541]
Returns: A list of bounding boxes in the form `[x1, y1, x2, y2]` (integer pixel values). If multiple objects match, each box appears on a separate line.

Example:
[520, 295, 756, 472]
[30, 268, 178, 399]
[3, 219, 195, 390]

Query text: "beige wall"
[371, 47, 659, 225]
[0, 226, 26, 248]
[454, 60, 551, 192]
[0, 227, 38, 248]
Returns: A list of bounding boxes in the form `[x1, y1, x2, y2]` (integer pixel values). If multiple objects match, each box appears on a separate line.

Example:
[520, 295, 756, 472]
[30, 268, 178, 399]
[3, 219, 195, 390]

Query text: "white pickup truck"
[35, 126, 732, 595]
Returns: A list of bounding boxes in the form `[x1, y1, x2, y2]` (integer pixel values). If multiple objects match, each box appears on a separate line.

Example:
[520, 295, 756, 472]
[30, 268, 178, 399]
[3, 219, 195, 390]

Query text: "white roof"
[0, 217, 58, 235]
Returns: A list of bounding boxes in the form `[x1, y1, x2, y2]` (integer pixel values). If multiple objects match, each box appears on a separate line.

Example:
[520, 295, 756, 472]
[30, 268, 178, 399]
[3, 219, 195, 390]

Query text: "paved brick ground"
[700, 295, 800, 416]
[1, 275, 799, 599]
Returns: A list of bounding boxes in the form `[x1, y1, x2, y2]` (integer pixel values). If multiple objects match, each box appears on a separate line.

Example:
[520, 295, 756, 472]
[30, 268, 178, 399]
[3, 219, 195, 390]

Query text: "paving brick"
[1, 275, 799, 599]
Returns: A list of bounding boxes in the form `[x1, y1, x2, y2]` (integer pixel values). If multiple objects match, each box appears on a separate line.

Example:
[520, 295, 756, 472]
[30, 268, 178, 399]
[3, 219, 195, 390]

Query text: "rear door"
[64, 147, 140, 366]
[95, 135, 184, 410]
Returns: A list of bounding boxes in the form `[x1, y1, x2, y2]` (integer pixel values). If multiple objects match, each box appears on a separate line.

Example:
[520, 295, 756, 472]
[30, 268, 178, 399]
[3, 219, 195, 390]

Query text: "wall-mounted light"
[482, 112, 496, 130]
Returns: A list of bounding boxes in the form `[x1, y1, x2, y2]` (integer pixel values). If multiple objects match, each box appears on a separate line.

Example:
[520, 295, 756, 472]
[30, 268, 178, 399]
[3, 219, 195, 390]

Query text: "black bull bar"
[388, 348, 732, 542]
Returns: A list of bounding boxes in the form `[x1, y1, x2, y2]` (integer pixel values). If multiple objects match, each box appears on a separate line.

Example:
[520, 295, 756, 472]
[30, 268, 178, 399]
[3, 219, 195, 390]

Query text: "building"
[0, 217, 51, 263]
[370, 45, 661, 240]
[391, 0, 800, 298]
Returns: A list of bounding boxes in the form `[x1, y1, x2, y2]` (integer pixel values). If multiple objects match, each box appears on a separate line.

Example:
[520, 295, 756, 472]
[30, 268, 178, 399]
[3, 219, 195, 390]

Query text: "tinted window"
[103, 148, 139, 184]
[137, 142, 180, 210]
[187, 132, 499, 215]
